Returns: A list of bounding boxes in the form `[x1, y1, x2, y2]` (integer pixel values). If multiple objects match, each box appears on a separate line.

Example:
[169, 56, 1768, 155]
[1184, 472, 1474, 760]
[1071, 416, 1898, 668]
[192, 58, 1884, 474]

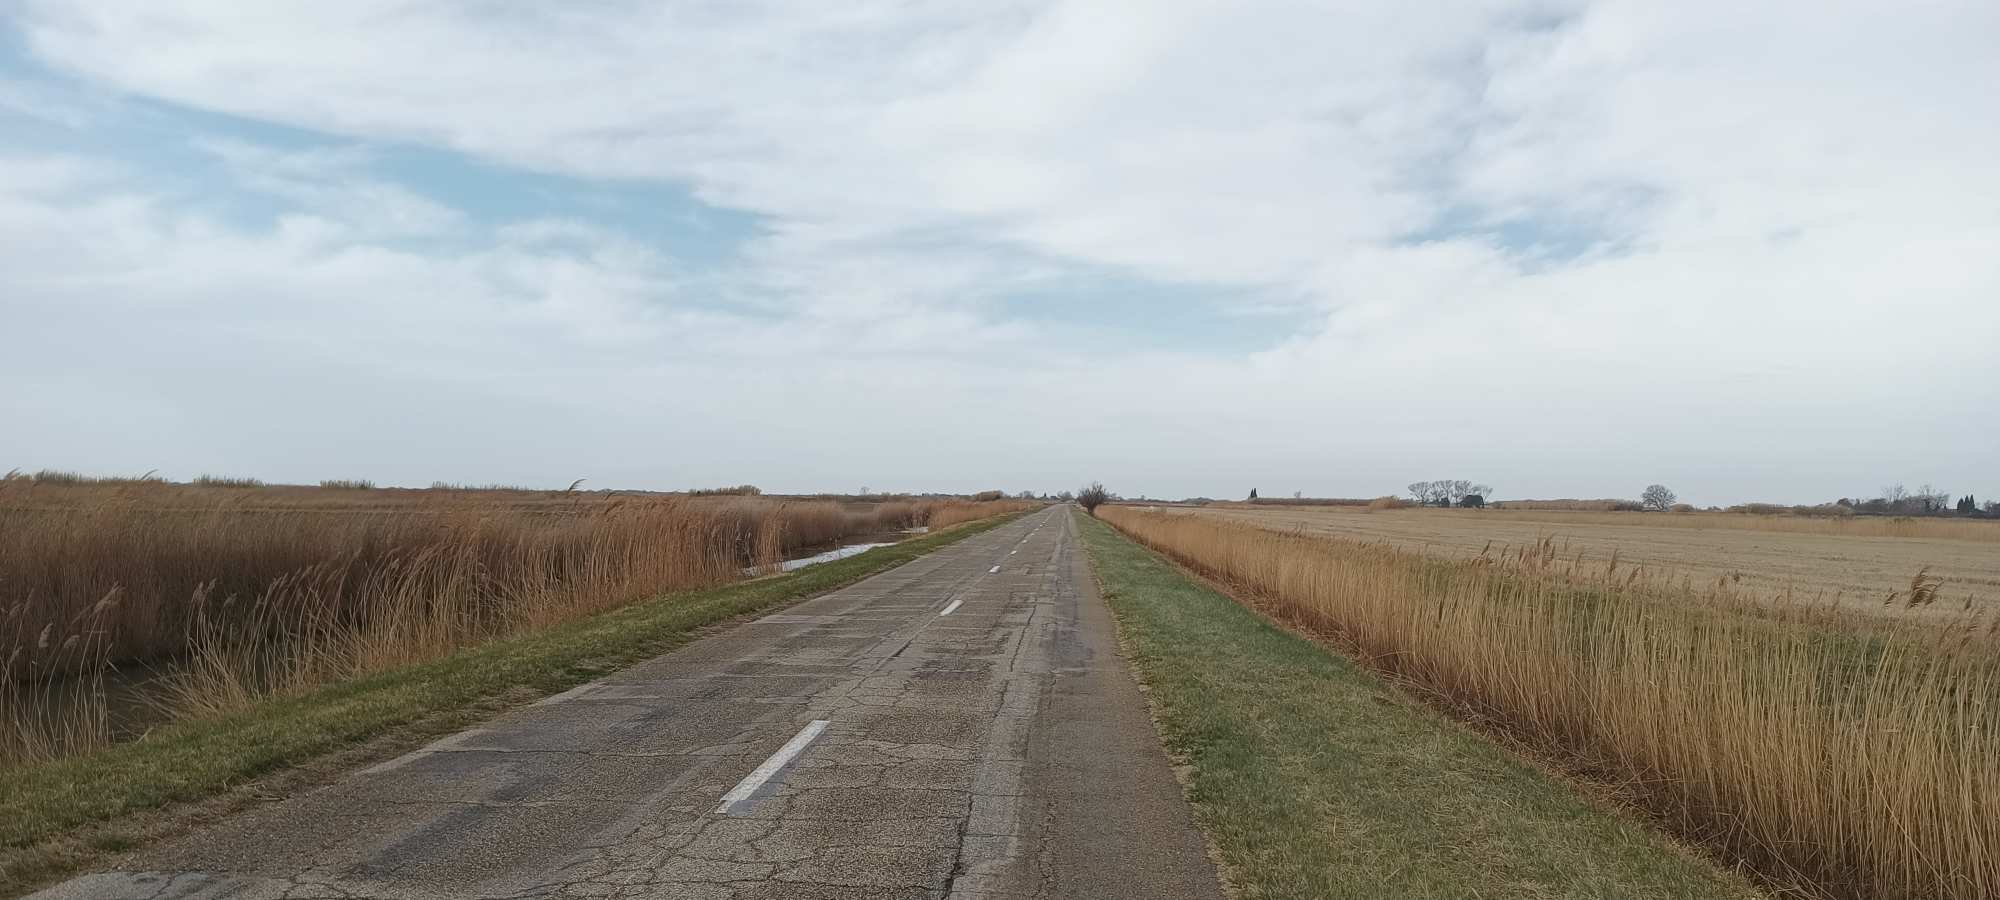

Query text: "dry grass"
[190, 475, 266, 489]
[1099, 506, 1999, 900]
[1188, 504, 2000, 615]
[1486, 507, 2000, 542]
[1495, 498, 1646, 511]
[1205, 497, 1373, 508]
[0, 479, 1033, 766]
[927, 498, 1034, 529]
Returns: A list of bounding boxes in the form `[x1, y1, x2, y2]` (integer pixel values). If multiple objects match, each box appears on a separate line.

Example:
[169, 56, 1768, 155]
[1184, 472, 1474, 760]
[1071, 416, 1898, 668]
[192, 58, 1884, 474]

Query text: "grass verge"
[1073, 510, 1761, 900]
[0, 511, 1027, 896]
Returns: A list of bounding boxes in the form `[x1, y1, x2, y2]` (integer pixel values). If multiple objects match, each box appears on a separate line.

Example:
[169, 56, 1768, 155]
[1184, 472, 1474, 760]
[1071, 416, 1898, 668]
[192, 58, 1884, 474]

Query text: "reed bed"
[1099, 505, 1998, 900]
[1, 479, 1031, 766]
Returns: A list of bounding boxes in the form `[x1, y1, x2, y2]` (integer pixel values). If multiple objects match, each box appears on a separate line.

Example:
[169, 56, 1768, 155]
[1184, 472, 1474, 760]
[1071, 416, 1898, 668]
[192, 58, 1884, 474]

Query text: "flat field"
[1187, 505, 2000, 613]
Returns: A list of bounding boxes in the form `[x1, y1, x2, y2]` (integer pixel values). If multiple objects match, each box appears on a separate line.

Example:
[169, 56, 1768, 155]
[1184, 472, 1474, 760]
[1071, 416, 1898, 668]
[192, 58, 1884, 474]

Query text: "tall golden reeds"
[0, 479, 1032, 766]
[1099, 506, 1997, 900]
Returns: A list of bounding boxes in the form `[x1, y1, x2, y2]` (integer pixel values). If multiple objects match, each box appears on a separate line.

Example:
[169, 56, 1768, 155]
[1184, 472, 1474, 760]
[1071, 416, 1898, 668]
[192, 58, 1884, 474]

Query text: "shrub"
[687, 485, 762, 496]
[192, 475, 266, 488]
[1077, 482, 1110, 516]
[23, 470, 165, 486]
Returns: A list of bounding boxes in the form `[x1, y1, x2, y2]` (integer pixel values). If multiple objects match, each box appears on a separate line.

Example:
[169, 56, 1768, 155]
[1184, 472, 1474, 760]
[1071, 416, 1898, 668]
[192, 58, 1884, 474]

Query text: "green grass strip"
[1073, 511, 1761, 900]
[0, 513, 1025, 854]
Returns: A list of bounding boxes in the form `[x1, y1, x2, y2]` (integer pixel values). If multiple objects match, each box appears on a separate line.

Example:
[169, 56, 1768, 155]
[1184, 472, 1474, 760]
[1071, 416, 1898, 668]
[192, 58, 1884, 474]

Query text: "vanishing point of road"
[37, 507, 1225, 899]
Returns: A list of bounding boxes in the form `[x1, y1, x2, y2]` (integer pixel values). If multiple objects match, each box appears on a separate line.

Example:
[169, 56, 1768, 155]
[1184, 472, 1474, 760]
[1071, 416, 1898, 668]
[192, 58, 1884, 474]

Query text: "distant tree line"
[1520, 482, 2000, 518]
[1407, 479, 1491, 508]
[1838, 483, 1997, 518]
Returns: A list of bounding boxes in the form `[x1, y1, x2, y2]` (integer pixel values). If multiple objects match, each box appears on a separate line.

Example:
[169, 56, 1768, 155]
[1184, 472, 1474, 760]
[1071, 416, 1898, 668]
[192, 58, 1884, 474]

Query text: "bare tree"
[1410, 479, 1490, 507]
[1077, 482, 1110, 517]
[1642, 484, 1677, 512]
[1408, 480, 1448, 506]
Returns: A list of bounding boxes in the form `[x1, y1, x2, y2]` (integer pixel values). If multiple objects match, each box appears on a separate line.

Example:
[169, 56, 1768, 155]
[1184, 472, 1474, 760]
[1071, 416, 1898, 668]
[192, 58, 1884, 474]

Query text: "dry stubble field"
[1191, 505, 2000, 613]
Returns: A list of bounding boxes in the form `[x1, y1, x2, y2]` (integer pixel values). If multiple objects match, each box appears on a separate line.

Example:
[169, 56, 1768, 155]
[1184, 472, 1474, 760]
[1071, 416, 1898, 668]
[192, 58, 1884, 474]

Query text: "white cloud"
[2, 0, 1996, 502]
[188, 138, 463, 239]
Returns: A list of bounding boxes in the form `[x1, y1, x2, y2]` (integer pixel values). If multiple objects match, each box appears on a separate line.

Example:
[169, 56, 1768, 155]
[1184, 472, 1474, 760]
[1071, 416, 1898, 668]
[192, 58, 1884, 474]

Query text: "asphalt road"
[36, 507, 1224, 899]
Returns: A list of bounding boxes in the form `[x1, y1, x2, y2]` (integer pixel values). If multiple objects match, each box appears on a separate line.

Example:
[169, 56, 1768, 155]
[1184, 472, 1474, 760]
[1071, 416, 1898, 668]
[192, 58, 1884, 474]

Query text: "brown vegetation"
[1192, 504, 2000, 614]
[1207, 496, 1372, 508]
[686, 484, 763, 496]
[1494, 498, 1645, 511]
[1492, 507, 2000, 541]
[1099, 505, 1998, 900]
[0, 478, 1033, 766]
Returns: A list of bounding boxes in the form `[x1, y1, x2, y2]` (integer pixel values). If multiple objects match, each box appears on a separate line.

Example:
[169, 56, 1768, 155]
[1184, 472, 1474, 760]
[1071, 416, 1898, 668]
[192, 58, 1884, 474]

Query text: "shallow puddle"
[749, 541, 895, 575]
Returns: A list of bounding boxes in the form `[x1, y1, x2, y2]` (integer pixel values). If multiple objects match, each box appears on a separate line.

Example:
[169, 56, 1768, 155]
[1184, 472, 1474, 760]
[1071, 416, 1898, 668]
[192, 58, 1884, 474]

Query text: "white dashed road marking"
[716, 720, 828, 815]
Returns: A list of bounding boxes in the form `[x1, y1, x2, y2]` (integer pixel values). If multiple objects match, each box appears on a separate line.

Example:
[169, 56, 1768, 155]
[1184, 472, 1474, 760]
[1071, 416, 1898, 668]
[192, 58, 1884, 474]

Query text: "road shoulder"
[975, 506, 1226, 899]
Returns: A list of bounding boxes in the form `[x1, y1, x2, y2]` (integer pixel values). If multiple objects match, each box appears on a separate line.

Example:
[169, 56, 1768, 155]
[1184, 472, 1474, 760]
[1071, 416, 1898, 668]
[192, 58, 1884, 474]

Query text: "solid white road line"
[940, 597, 964, 616]
[716, 720, 828, 814]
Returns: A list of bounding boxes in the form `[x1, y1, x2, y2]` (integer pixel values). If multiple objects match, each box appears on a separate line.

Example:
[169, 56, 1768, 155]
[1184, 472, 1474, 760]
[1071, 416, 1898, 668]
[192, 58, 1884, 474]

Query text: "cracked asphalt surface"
[35, 507, 1224, 900]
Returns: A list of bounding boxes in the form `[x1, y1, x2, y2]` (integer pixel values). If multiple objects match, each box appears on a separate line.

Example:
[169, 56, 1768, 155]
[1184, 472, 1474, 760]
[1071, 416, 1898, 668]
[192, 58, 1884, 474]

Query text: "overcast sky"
[3, 2, 1995, 505]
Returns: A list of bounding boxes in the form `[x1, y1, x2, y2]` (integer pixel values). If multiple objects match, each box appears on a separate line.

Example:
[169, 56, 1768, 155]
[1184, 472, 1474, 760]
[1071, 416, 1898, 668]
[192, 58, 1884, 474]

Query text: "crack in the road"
[33, 511, 1226, 900]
